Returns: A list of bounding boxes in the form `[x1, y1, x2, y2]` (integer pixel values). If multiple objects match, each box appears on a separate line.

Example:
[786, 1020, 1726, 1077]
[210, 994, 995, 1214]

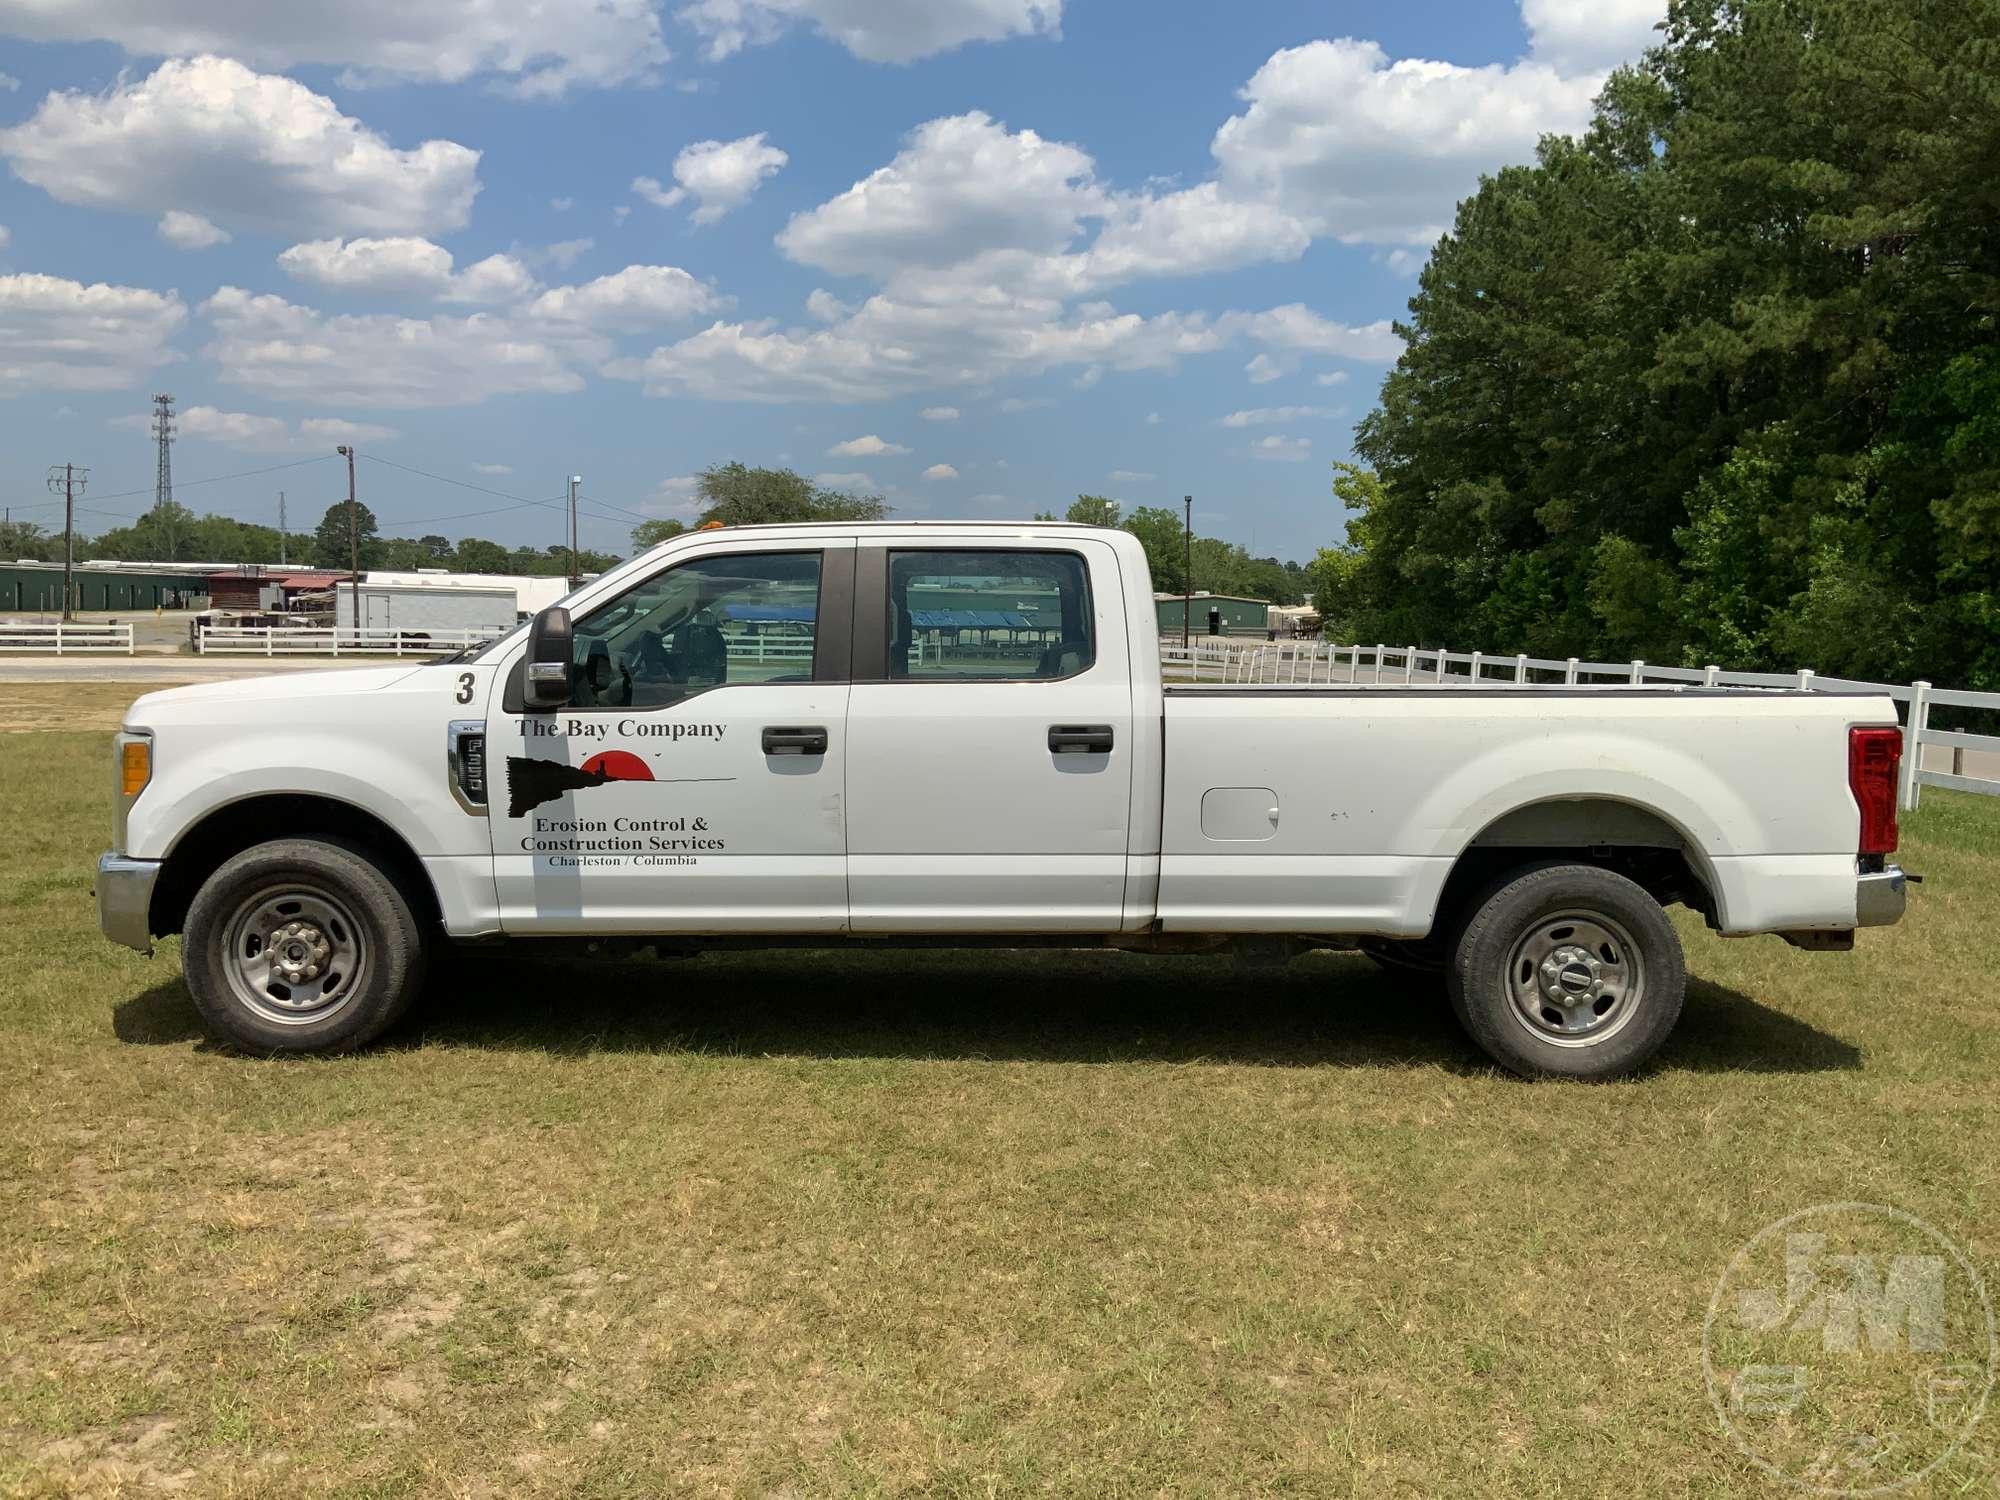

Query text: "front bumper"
[1856, 864, 1907, 927]
[96, 852, 161, 955]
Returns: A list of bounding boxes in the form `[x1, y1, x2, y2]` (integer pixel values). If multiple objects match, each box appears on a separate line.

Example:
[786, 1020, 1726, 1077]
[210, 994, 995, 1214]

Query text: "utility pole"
[1182, 493, 1193, 648]
[46, 463, 87, 622]
[568, 474, 583, 584]
[278, 491, 287, 567]
[336, 445, 359, 635]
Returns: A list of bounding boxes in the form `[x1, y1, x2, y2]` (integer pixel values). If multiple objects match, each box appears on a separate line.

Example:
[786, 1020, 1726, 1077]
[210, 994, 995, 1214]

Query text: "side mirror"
[523, 606, 573, 711]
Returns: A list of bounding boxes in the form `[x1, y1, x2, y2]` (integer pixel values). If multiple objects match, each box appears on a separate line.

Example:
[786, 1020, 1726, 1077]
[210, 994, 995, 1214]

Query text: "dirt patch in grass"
[0, 683, 184, 733]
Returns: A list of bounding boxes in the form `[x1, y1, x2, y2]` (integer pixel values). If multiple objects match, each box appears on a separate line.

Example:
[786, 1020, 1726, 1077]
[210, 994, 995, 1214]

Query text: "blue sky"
[0, 0, 1664, 562]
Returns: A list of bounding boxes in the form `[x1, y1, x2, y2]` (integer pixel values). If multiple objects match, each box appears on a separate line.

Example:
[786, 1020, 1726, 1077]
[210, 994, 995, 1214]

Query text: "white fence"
[0, 621, 134, 654]
[197, 625, 506, 657]
[1161, 637, 2000, 811]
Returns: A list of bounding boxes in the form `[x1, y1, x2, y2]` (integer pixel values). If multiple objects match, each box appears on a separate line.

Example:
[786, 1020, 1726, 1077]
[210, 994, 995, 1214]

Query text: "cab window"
[568, 551, 822, 708]
[887, 549, 1094, 680]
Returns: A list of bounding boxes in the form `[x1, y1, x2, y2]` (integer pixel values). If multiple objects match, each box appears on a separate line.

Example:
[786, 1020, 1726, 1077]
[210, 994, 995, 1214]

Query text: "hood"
[126, 665, 424, 725]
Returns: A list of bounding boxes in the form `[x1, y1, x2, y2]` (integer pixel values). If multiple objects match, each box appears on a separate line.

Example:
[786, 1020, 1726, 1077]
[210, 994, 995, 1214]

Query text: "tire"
[1446, 862, 1684, 1080]
[182, 837, 429, 1055]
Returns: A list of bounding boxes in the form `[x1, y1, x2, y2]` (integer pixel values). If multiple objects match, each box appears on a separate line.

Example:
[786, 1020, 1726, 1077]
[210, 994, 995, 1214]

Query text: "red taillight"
[1849, 726, 1902, 856]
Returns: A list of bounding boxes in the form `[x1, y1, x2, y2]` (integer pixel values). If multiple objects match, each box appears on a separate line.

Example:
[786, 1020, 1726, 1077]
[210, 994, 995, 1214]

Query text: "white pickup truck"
[96, 522, 1910, 1078]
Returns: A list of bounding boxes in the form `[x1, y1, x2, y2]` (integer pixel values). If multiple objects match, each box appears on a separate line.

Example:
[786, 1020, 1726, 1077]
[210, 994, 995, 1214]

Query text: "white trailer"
[334, 582, 518, 636]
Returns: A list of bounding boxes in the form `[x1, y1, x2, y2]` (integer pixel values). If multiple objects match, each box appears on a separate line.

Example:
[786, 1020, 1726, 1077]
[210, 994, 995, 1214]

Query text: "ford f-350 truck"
[95, 522, 1910, 1077]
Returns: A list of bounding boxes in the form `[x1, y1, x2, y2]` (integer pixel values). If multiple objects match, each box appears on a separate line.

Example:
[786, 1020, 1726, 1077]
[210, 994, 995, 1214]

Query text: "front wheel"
[182, 838, 428, 1054]
[1447, 863, 1685, 1079]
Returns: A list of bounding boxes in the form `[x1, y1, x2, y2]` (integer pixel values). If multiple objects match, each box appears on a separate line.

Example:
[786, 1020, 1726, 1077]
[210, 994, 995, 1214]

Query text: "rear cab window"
[886, 549, 1094, 681]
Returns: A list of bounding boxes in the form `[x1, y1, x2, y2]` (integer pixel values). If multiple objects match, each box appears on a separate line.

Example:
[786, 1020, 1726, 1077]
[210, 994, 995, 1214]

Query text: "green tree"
[632, 518, 686, 549]
[691, 462, 890, 527]
[453, 536, 510, 573]
[309, 501, 382, 572]
[1121, 506, 1186, 594]
[0, 519, 55, 562]
[93, 502, 204, 563]
[1067, 495, 1121, 526]
[1332, 0, 2000, 683]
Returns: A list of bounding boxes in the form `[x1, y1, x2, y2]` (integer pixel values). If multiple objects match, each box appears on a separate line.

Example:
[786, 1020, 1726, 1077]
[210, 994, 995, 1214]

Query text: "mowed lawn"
[2, 699, 1997, 1496]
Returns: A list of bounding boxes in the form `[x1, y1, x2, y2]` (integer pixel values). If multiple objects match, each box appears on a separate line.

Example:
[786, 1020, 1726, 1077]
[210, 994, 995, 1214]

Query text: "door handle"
[762, 725, 828, 756]
[1048, 724, 1114, 755]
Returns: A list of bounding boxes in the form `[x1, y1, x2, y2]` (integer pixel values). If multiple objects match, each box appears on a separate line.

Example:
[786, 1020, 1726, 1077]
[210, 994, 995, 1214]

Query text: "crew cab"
[95, 522, 1910, 1078]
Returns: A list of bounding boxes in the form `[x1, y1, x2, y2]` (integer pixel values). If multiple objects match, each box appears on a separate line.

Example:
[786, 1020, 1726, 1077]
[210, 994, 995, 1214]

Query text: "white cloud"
[473, 462, 513, 475]
[122, 403, 399, 452]
[1244, 353, 1284, 384]
[828, 433, 909, 457]
[1221, 405, 1336, 427]
[0, 57, 480, 238]
[0, 272, 186, 396]
[997, 395, 1056, 413]
[525, 264, 727, 326]
[550, 196, 574, 212]
[677, 0, 1062, 64]
[813, 470, 875, 490]
[277, 237, 536, 304]
[632, 176, 680, 209]
[805, 288, 851, 322]
[1315, 370, 1350, 387]
[1145, 410, 1161, 425]
[637, 133, 788, 225]
[621, 110, 1394, 405]
[1107, 468, 1153, 483]
[201, 286, 592, 407]
[1247, 434, 1312, 462]
[0, 0, 671, 97]
[157, 209, 229, 249]
[778, 112, 1100, 281]
[0, 72, 17, 91]
[0, 224, 11, 251]
[528, 237, 594, 270]
[643, 474, 703, 517]
[920, 405, 959, 421]
[1522, 0, 1666, 73]
[921, 463, 958, 480]
[1211, 37, 1599, 247]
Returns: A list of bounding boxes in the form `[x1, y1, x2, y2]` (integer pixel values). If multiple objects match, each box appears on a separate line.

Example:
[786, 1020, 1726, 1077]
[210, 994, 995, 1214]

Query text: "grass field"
[2, 696, 1996, 1496]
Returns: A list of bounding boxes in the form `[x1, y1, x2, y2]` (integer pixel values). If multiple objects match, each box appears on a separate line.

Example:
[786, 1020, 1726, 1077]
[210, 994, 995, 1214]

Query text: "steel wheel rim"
[1503, 908, 1644, 1048]
[219, 883, 368, 1028]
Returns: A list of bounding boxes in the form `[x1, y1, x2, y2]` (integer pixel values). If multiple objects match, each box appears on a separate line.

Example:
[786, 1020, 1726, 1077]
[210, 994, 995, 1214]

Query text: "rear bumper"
[1856, 864, 1907, 927]
[95, 852, 161, 955]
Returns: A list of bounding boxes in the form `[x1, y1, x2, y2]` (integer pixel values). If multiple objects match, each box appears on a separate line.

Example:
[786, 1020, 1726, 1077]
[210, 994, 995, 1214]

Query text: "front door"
[488, 541, 852, 933]
[844, 539, 1134, 931]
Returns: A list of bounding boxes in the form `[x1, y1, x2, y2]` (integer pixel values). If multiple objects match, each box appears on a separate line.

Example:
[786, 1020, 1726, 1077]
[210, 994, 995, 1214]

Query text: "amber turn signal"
[120, 739, 151, 798]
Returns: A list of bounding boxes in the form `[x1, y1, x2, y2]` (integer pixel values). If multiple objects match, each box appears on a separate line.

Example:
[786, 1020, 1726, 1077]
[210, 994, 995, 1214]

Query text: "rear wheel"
[182, 838, 428, 1054]
[1447, 863, 1684, 1079]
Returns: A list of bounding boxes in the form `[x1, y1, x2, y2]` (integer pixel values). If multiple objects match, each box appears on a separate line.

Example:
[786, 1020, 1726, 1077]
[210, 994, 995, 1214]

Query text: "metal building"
[0, 560, 212, 613]
[1153, 591, 1272, 639]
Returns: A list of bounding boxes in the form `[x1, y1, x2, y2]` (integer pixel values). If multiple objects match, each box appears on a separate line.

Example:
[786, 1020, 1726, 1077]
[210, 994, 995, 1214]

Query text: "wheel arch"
[150, 793, 442, 939]
[1432, 795, 1721, 937]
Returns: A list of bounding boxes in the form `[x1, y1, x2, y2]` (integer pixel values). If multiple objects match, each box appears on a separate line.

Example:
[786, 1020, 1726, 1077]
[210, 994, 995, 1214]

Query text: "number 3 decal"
[455, 672, 475, 704]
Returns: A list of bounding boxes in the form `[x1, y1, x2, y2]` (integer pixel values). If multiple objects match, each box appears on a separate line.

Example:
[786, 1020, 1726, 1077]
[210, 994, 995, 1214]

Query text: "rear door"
[844, 538, 1134, 931]
[487, 538, 853, 933]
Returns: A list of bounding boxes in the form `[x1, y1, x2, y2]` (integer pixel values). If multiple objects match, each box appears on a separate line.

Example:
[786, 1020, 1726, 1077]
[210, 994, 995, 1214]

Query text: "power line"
[4, 453, 340, 516]
[358, 452, 658, 528]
